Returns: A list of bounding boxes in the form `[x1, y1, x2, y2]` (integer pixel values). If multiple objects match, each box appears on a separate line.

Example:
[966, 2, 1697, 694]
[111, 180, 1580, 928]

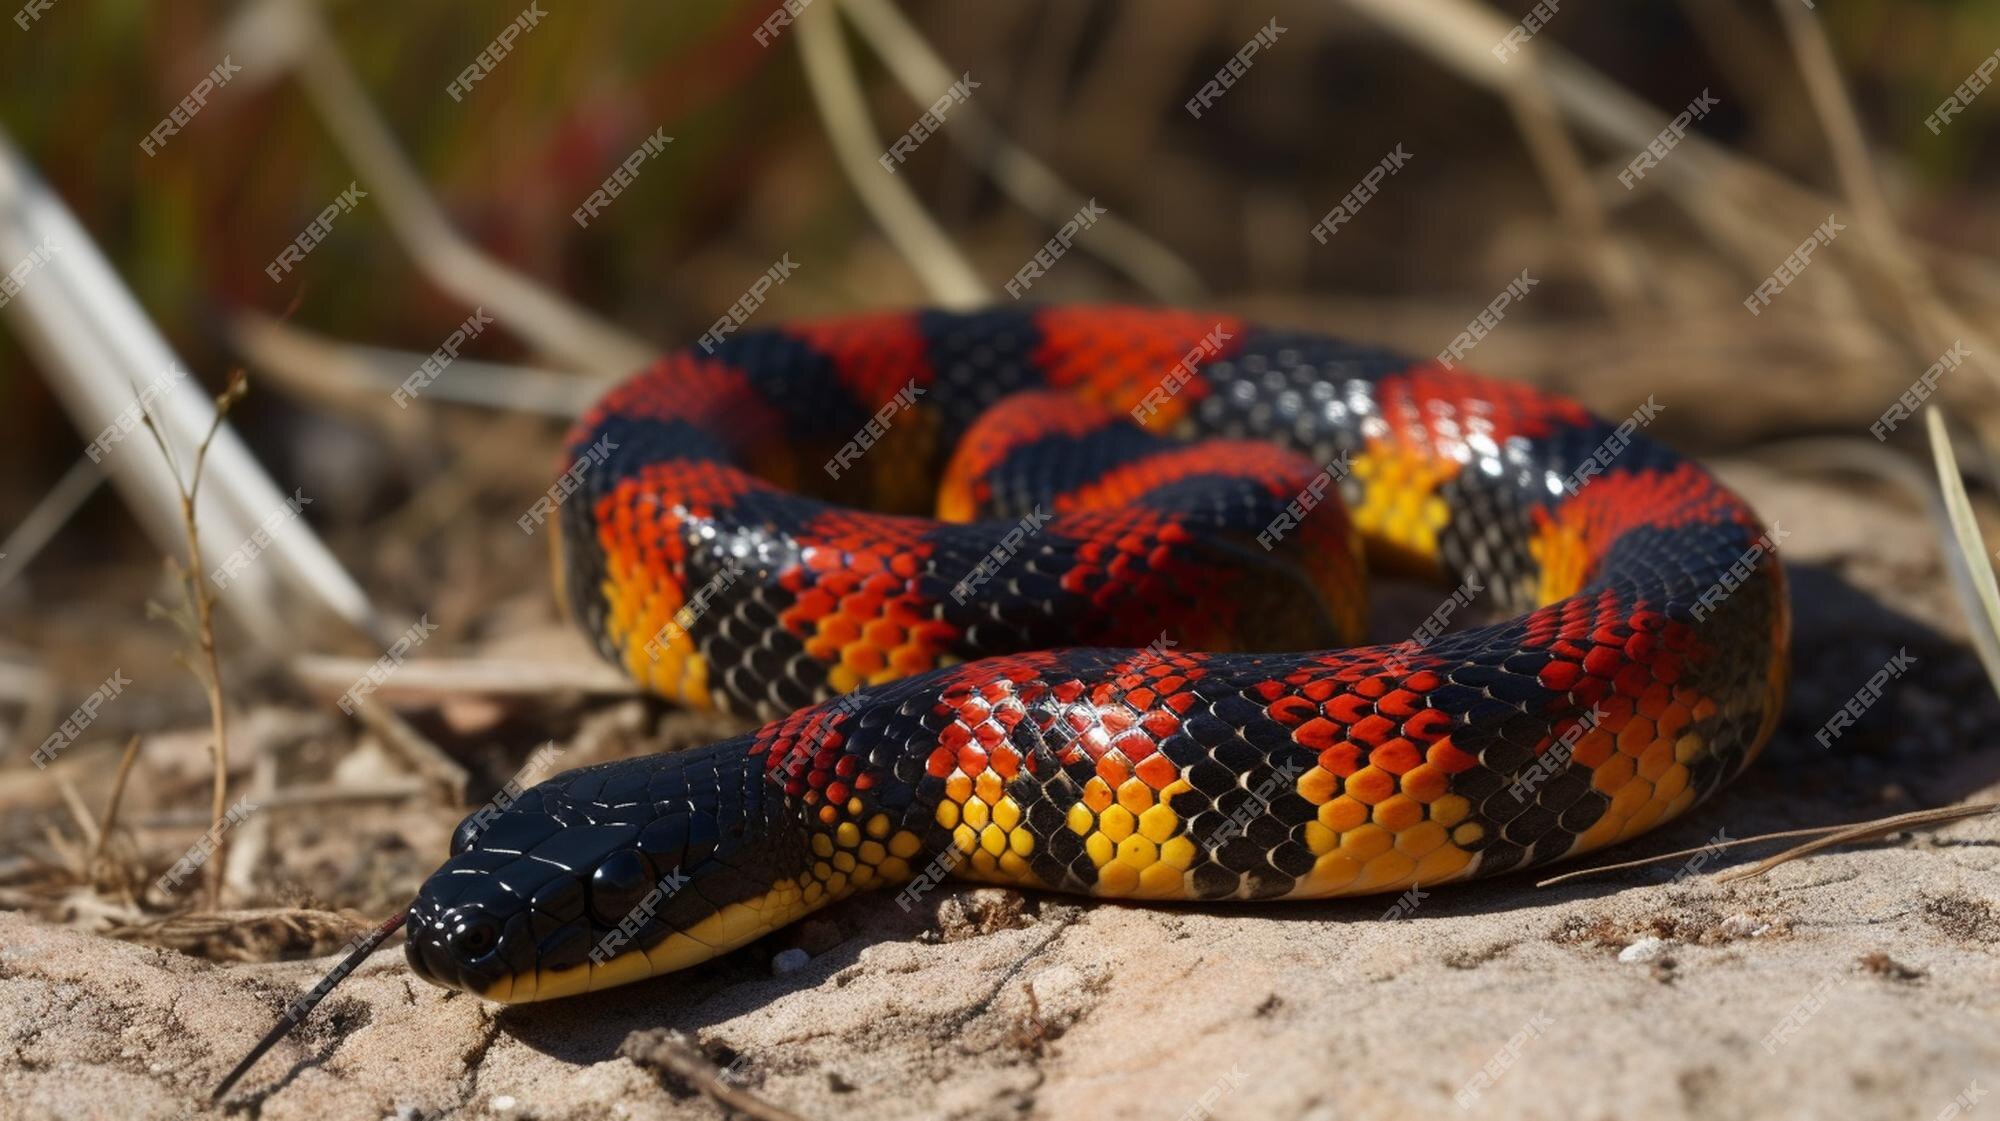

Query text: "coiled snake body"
[405, 306, 1788, 1002]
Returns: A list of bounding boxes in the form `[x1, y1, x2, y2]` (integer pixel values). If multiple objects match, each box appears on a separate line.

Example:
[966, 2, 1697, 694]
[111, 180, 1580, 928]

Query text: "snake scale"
[379, 305, 1790, 1003]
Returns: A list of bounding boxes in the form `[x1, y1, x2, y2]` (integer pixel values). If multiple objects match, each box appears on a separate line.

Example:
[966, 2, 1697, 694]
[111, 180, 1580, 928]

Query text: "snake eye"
[450, 913, 502, 962]
[590, 849, 651, 925]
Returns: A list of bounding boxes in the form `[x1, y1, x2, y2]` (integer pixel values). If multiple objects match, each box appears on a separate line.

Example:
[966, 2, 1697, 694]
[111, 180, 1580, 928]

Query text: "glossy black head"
[405, 743, 809, 1002]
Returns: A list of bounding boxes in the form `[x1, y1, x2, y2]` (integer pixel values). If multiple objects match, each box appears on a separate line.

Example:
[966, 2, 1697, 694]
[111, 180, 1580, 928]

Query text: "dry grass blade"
[108, 907, 377, 962]
[796, 1, 989, 307]
[236, 0, 656, 375]
[232, 311, 604, 419]
[1711, 802, 2000, 884]
[0, 126, 382, 649]
[835, 0, 1204, 303]
[1925, 406, 2000, 699]
[1538, 802, 2000, 887]
[87, 735, 145, 873]
[348, 695, 469, 805]
[1770, 0, 2000, 389]
[291, 653, 641, 700]
[0, 455, 105, 589]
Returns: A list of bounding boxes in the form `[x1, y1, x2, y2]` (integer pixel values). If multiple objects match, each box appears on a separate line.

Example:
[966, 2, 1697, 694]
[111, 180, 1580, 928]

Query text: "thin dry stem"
[137, 373, 247, 911]
[796, 0, 989, 307]
[87, 735, 145, 876]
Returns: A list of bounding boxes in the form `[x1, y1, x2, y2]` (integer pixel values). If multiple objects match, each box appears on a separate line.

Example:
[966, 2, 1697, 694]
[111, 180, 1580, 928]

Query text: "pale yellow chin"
[475, 877, 822, 1004]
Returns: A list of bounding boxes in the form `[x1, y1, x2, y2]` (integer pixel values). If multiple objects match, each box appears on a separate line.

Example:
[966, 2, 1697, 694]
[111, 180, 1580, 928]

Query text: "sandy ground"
[3, 464, 1998, 1121]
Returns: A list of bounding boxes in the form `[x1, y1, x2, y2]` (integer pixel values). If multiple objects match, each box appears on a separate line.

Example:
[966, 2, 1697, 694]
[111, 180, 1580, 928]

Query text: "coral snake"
[217, 306, 1788, 1096]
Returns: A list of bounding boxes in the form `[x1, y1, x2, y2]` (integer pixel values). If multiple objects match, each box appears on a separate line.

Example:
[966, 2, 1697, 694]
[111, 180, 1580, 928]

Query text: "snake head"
[405, 742, 813, 1002]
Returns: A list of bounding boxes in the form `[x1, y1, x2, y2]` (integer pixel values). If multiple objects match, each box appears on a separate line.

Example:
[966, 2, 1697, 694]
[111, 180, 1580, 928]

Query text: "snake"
[376, 305, 1788, 1006]
[211, 304, 1790, 1106]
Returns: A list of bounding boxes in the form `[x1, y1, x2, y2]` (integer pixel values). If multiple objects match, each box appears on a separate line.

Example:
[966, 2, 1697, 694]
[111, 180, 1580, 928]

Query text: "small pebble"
[491, 1096, 517, 1112]
[1720, 913, 1770, 939]
[772, 948, 811, 974]
[1618, 937, 1677, 963]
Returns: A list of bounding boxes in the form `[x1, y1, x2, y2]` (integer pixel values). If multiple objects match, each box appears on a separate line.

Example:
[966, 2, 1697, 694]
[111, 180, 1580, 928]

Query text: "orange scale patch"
[1370, 739, 1423, 774]
[1111, 731, 1157, 761]
[1318, 743, 1363, 776]
[1426, 738, 1480, 774]
[1403, 708, 1453, 739]
[1096, 755, 1132, 787]
[1325, 694, 1373, 725]
[1135, 753, 1179, 789]
[1350, 714, 1398, 745]
[1294, 718, 1341, 752]
[1401, 764, 1449, 801]
[990, 744, 1023, 778]
[1267, 696, 1317, 727]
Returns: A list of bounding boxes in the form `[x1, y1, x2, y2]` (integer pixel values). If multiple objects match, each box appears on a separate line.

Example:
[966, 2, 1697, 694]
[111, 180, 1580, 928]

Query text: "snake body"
[404, 306, 1788, 1002]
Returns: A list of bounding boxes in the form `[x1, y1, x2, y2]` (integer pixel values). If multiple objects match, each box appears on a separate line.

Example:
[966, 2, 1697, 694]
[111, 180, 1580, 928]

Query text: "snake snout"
[405, 893, 529, 997]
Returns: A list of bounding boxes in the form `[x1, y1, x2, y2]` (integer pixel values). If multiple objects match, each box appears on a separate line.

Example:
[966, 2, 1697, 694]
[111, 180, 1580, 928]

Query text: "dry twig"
[139, 371, 250, 911]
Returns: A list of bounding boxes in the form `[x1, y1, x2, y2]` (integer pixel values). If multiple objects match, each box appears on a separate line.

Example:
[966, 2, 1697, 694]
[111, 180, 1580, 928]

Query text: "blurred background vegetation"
[2, 0, 1999, 730]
